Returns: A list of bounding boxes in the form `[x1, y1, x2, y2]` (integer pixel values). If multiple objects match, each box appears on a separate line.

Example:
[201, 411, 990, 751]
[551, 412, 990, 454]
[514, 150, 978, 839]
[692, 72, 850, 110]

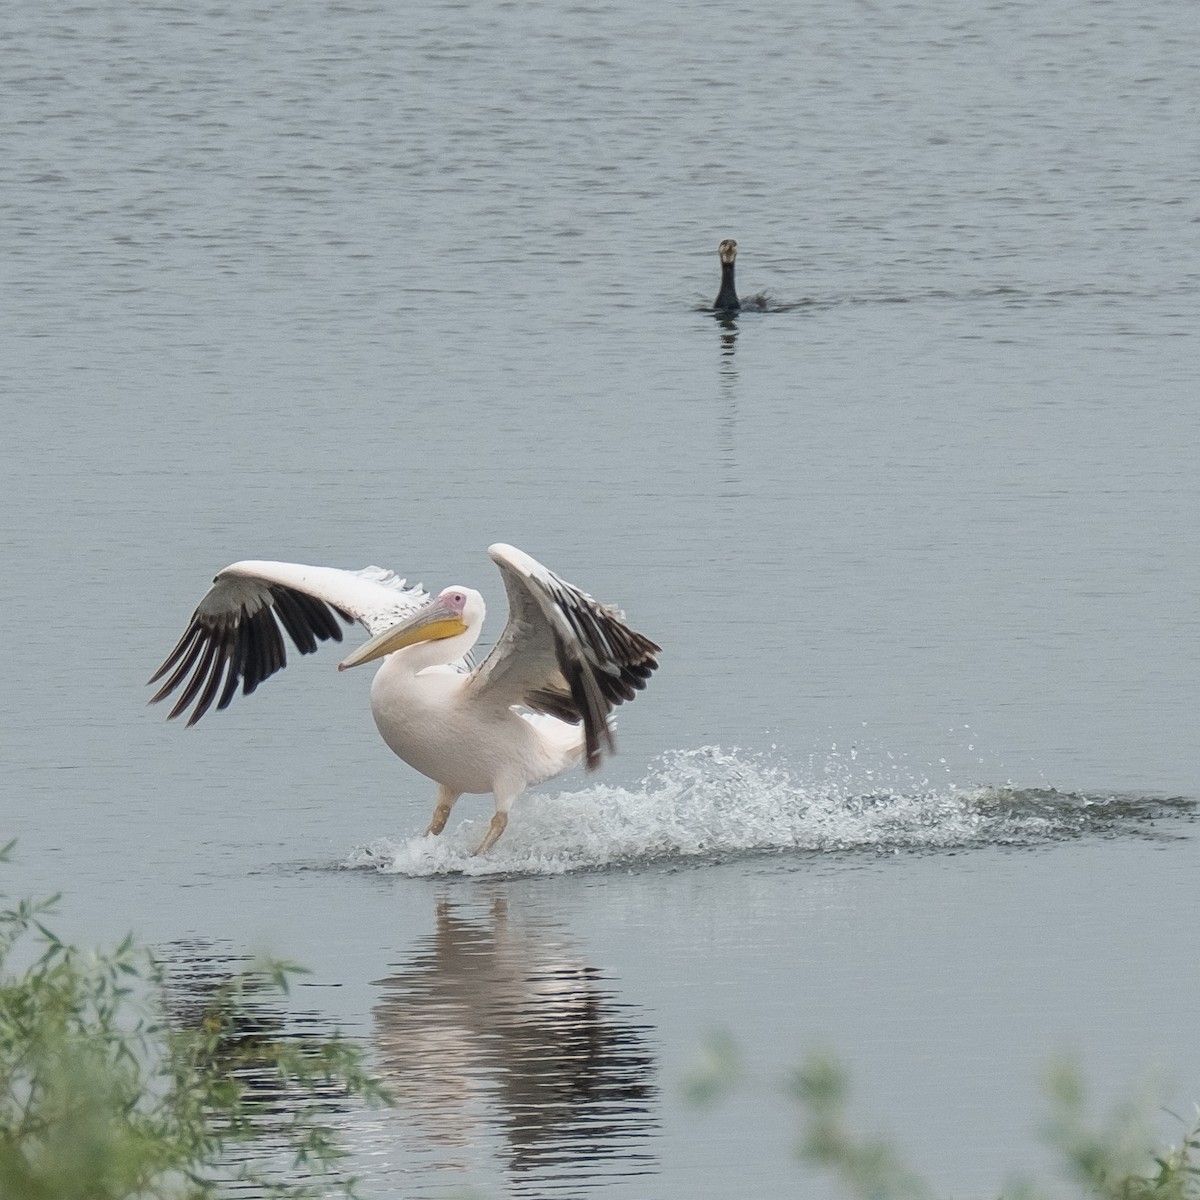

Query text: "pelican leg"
[473, 788, 517, 856]
[425, 785, 461, 837]
[474, 812, 508, 855]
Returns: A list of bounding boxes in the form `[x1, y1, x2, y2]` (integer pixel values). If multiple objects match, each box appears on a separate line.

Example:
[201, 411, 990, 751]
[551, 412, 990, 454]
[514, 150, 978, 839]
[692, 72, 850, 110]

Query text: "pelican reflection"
[372, 895, 658, 1188]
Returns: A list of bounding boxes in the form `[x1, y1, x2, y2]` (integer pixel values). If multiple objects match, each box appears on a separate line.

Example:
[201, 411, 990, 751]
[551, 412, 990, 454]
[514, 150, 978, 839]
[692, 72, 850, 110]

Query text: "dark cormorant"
[714, 239, 740, 312]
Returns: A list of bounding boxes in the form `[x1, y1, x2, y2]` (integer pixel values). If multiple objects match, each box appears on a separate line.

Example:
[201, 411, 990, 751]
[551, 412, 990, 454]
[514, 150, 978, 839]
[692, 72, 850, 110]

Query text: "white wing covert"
[148, 561, 428, 726]
[467, 544, 660, 769]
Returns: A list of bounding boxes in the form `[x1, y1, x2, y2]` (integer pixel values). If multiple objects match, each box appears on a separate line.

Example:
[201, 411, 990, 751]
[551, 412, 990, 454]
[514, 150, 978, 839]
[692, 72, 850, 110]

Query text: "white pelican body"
[371, 660, 581, 797]
[150, 544, 660, 853]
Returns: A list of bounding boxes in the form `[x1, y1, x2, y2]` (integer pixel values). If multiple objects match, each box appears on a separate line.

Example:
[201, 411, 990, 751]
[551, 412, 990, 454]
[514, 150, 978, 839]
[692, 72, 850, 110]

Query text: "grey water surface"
[4, 0, 1200, 1194]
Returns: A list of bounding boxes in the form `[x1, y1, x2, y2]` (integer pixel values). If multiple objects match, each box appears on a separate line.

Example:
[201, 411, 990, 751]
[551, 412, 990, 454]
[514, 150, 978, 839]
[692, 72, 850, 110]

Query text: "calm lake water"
[5, 0, 1200, 1194]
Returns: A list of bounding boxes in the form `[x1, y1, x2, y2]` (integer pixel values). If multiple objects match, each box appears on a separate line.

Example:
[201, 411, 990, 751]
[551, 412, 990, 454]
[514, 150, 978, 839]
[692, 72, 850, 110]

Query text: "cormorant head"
[718, 239, 738, 265]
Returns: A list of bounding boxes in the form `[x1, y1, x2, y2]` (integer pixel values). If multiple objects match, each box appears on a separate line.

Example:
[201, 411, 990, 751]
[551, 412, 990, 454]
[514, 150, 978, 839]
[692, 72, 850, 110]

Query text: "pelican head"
[718, 238, 737, 265]
[338, 587, 483, 671]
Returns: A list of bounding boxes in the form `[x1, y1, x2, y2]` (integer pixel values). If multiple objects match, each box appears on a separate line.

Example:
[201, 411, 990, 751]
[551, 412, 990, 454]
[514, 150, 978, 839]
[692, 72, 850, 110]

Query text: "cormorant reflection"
[715, 310, 739, 358]
[373, 896, 658, 1186]
[715, 314, 741, 494]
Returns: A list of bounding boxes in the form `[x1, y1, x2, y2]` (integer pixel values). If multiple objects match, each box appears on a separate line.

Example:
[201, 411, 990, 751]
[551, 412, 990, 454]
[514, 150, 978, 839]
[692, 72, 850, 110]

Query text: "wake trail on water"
[343, 746, 1195, 877]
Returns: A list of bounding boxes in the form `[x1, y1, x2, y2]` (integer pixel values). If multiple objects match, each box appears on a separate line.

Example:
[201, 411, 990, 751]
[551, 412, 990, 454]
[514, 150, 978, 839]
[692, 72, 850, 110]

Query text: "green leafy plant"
[1038, 1059, 1200, 1200]
[687, 1035, 1200, 1200]
[0, 842, 388, 1199]
[789, 1055, 934, 1200]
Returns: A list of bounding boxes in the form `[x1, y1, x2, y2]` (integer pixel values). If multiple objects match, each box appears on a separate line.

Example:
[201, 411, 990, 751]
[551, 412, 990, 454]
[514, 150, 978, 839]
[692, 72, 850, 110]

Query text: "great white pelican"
[149, 544, 660, 854]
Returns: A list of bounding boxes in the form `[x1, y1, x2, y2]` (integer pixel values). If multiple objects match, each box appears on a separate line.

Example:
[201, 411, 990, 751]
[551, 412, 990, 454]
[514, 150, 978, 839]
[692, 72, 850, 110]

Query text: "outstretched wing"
[466, 544, 660, 770]
[149, 561, 428, 726]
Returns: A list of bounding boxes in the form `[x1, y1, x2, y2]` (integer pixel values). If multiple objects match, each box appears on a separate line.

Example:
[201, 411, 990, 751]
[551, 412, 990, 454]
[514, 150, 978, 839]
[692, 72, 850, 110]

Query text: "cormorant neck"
[715, 260, 740, 311]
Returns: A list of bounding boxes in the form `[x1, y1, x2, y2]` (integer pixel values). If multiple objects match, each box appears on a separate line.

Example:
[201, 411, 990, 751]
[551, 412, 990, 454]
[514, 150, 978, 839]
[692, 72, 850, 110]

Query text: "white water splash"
[343, 746, 1191, 877]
